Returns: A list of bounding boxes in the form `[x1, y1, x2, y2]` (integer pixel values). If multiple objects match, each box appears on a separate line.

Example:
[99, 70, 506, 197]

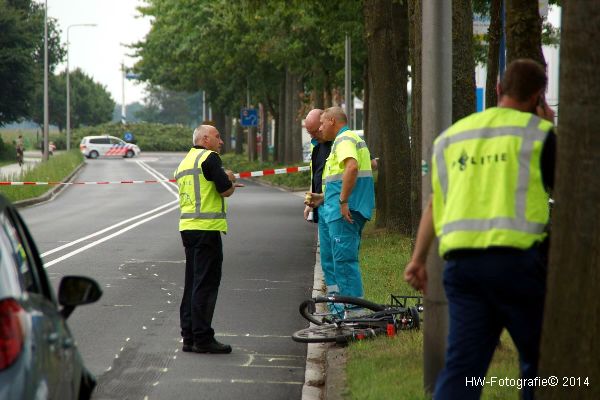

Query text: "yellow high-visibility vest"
[432, 107, 553, 256]
[175, 148, 227, 232]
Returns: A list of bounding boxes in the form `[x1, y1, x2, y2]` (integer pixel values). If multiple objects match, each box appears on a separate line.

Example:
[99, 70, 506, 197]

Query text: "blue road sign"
[240, 108, 258, 127]
[124, 131, 134, 142]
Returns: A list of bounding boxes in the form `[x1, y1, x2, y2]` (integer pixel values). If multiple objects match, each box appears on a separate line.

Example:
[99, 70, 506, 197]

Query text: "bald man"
[175, 125, 240, 354]
[303, 109, 337, 297]
[306, 107, 375, 304]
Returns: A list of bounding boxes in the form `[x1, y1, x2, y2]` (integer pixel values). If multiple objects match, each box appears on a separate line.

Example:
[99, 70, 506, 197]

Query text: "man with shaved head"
[175, 124, 240, 354]
[304, 108, 336, 296]
[305, 107, 375, 305]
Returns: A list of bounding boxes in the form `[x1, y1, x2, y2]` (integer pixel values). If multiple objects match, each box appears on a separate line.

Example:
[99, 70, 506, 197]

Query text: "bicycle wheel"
[292, 323, 381, 344]
[395, 306, 421, 330]
[299, 295, 386, 325]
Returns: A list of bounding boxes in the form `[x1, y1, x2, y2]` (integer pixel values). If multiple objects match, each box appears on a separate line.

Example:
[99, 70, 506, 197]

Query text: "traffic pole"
[422, 0, 451, 394]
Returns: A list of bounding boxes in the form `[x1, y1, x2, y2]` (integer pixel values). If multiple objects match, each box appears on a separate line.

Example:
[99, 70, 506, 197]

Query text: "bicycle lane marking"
[43, 157, 180, 268]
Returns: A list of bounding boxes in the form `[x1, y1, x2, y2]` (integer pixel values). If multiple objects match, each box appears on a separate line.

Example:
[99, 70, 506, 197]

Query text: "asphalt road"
[19, 152, 317, 400]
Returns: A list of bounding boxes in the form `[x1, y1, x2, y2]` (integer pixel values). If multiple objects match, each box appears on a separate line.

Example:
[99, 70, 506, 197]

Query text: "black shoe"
[192, 340, 232, 354]
[182, 339, 194, 352]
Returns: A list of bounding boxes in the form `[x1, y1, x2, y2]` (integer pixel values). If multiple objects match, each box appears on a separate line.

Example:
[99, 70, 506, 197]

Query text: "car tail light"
[80, 145, 87, 151]
[0, 298, 24, 370]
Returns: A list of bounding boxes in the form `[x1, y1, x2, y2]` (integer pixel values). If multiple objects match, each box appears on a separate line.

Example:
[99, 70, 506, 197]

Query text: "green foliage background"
[71, 122, 193, 152]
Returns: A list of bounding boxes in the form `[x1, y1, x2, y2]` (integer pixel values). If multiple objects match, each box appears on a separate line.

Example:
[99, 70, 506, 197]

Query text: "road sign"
[240, 108, 258, 127]
[124, 131, 134, 142]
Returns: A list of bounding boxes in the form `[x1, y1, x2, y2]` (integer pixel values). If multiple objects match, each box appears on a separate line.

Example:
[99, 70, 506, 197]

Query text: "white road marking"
[40, 200, 177, 258]
[43, 204, 179, 268]
[41, 157, 180, 268]
[136, 160, 179, 199]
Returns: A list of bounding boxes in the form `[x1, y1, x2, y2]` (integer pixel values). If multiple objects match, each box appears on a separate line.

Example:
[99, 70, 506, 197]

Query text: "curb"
[13, 162, 86, 209]
[301, 243, 328, 400]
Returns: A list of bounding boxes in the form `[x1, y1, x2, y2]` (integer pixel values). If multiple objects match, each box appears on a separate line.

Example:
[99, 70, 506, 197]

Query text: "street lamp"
[43, 0, 48, 161]
[66, 23, 96, 151]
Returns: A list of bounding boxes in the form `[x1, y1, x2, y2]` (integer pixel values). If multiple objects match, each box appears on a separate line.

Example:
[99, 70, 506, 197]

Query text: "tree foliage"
[0, 0, 64, 125]
[135, 86, 202, 126]
[29, 68, 114, 131]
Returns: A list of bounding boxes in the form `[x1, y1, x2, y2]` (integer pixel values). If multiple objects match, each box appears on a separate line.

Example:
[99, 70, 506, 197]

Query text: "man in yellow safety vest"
[175, 124, 241, 354]
[404, 59, 556, 400]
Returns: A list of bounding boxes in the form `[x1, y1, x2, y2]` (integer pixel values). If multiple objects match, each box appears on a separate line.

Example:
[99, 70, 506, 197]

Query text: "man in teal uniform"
[306, 107, 375, 300]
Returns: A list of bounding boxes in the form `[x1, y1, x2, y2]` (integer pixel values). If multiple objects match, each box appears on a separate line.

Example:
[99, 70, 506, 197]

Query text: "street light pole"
[43, 0, 48, 161]
[66, 23, 96, 151]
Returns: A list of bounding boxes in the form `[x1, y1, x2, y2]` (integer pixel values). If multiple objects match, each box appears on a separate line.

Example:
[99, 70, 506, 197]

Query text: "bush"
[71, 122, 192, 151]
[0, 137, 16, 161]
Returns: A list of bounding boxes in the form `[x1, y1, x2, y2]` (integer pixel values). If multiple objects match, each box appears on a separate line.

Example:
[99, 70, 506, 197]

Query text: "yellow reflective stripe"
[180, 212, 227, 219]
[324, 170, 373, 183]
[442, 217, 546, 235]
[436, 115, 549, 237]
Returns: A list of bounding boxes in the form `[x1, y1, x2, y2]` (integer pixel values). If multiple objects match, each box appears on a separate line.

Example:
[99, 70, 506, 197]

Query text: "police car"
[79, 135, 141, 159]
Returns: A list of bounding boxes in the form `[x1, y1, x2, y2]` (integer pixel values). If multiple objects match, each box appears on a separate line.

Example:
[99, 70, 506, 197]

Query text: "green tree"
[364, 0, 411, 234]
[30, 68, 114, 131]
[135, 87, 201, 126]
[0, 0, 64, 125]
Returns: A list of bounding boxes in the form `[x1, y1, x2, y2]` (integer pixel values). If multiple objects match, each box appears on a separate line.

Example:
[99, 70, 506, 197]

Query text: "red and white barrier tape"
[0, 165, 310, 186]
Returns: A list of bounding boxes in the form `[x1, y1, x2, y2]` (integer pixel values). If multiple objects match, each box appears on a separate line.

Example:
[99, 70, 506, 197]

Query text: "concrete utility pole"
[422, 0, 452, 394]
[43, 0, 49, 161]
[344, 35, 352, 128]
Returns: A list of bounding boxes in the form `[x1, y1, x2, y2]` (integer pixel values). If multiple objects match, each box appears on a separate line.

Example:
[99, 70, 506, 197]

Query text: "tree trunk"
[452, 0, 476, 122]
[224, 114, 232, 154]
[260, 103, 269, 162]
[277, 77, 286, 164]
[324, 72, 332, 108]
[409, 0, 423, 240]
[537, 4, 600, 398]
[364, 0, 411, 234]
[213, 111, 227, 153]
[291, 75, 303, 164]
[284, 69, 294, 165]
[248, 126, 257, 162]
[485, 0, 502, 108]
[234, 119, 243, 155]
[505, 0, 546, 66]
[365, 61, 386, 229]
[362, 62, 370, 143]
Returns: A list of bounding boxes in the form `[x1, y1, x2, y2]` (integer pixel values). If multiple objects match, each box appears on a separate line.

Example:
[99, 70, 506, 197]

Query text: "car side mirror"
[58, 276, 102, 319]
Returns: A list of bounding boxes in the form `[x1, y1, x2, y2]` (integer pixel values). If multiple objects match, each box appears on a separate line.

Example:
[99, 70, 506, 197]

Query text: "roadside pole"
[422, 0, 451, 394]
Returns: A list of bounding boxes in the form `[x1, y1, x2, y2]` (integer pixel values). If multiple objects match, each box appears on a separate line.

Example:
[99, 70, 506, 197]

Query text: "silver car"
[0, 195, 102, 399]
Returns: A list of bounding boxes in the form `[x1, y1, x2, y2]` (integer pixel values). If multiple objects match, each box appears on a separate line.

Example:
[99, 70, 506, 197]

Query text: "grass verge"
[0, 150, 84, 203]
[345, 222, 520, 399]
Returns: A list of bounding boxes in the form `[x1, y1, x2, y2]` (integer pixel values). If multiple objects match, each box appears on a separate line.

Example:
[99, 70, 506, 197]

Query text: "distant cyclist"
[15, 135, 24, 166]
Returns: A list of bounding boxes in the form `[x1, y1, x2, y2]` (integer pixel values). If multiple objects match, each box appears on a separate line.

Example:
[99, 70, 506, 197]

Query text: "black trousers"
[180, 230, 223, 345]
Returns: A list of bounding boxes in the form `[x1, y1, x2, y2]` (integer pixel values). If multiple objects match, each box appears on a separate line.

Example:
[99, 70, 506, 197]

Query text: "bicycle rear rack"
[390, 294, 424, 313]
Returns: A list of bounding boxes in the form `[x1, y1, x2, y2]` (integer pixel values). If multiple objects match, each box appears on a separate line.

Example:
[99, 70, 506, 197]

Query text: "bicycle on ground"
[292, 294, 423, 344]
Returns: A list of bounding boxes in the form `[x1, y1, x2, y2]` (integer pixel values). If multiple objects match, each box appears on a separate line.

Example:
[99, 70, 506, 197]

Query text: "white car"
[79, 135, 141, 159]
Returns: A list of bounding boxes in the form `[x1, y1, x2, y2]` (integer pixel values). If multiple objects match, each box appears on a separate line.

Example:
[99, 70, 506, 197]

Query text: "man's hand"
[225, 169, 236, 183]
[304, 193, 324, 208]
[340, 203, 353, 223]
[304, 205, 312, 221]
[536, 97, 555, 123]
[404, 260, 428, 293]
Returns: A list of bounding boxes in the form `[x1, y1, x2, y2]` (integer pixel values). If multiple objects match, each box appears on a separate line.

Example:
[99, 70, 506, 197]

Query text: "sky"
[43, 1, 561, 107]
[45, 0, 151, 105]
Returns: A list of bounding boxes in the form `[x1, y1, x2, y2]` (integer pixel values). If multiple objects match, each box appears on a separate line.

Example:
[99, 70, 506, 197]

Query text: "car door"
[109, 137, 126, 157]
[2, 210, 80, 399]
[90, 137, 111, 157]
